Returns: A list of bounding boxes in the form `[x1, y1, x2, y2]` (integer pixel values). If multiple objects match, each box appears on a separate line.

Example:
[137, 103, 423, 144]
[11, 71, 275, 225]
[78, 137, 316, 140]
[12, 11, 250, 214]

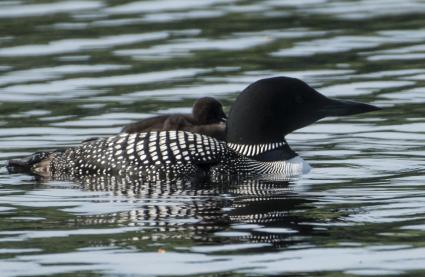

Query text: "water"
[0, 0, 424, 276]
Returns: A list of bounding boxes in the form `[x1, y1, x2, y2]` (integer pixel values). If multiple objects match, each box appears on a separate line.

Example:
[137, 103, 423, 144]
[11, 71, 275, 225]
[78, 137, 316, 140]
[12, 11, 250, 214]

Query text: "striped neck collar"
[227, 141, 287, 157]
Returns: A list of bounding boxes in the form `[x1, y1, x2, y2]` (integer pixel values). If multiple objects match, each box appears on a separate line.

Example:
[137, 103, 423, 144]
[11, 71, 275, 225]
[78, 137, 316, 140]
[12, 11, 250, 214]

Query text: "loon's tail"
[7, 151, 53, 175]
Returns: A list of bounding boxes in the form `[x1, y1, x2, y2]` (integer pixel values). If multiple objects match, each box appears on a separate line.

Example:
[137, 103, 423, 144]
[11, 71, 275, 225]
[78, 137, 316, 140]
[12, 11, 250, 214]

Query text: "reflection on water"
[1, 0, 425, 276]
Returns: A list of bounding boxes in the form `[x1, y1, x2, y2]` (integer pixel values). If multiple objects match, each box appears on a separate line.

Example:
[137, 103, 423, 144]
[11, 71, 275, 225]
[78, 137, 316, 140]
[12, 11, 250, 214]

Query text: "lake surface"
[0, 0, 425, 276]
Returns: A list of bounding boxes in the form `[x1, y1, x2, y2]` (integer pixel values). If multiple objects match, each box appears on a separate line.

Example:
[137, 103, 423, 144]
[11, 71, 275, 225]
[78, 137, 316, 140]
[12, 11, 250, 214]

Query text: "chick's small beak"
[219, 111, 227, 123]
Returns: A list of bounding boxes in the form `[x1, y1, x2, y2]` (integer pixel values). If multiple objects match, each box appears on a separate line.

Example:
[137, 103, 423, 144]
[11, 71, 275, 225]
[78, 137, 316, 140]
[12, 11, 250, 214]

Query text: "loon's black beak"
[320, 98, 381, 117]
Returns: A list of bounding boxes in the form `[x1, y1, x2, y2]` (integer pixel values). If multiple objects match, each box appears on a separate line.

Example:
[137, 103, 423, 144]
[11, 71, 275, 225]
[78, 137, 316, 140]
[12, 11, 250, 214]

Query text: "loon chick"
[122, 97, 227, 140]
[7, 76, 380, 179]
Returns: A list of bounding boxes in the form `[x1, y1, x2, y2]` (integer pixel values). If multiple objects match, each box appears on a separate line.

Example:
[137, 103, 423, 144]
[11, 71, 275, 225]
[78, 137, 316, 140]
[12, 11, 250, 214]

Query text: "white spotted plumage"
[47, 130, 303, 178]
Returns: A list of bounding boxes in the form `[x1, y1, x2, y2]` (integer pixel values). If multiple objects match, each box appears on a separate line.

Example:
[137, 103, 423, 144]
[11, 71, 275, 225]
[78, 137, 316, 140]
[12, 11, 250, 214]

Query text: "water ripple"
[0, 0, 424, 276]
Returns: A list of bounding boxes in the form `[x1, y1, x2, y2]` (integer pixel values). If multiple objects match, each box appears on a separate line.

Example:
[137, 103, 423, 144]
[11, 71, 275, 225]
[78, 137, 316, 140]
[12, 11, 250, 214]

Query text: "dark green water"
[1, 0, 425, 276]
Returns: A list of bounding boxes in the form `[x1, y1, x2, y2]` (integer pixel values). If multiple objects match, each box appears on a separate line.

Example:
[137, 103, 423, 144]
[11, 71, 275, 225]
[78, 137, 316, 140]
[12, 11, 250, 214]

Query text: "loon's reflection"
[46, 174, 316, 248]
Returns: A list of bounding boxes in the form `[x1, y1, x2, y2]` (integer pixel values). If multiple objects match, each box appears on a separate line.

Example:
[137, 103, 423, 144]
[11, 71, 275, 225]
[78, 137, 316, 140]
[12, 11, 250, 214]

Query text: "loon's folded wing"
[46, 130, 226, 178]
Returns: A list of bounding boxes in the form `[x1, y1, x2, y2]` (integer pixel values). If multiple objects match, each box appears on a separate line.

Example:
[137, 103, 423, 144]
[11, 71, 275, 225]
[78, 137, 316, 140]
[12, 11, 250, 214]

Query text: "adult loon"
[7, 76, 380, 179]
[122, 97, 226, 140]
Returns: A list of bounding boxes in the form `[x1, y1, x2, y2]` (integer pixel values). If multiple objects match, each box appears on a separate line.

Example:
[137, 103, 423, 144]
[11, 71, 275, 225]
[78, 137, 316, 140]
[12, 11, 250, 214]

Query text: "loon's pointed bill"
[319, 98, 381, 117]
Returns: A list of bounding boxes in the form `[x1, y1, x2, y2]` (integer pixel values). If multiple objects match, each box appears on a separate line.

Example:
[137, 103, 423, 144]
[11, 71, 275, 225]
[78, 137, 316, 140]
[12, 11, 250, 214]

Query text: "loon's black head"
[192, 97, 227, 124]
[226, 76, 380, 145]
